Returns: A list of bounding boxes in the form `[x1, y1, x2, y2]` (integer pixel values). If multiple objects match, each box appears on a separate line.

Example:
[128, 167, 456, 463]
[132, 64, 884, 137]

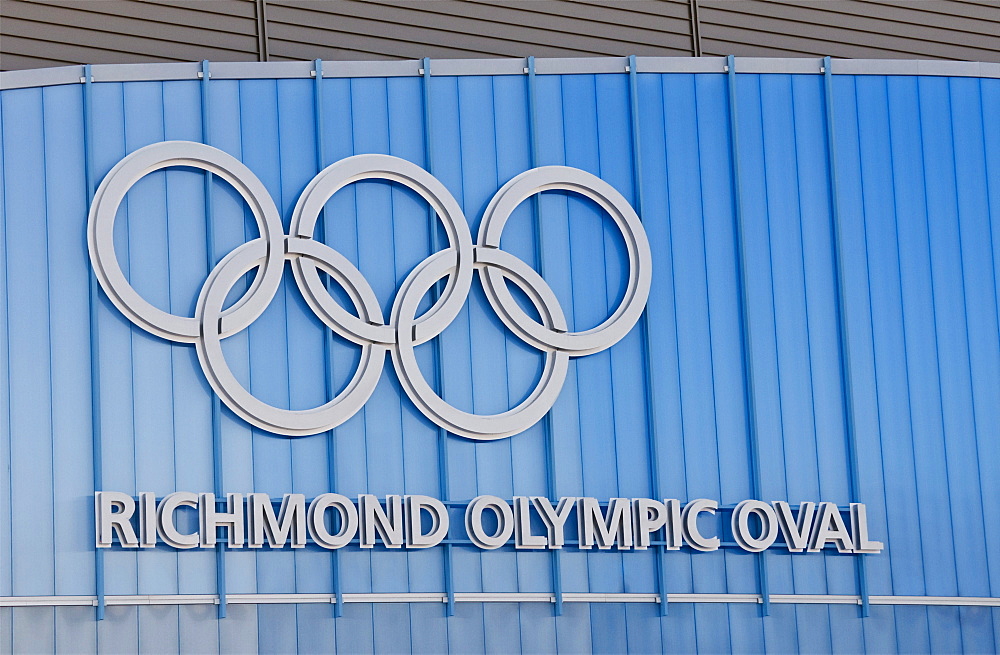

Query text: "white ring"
[390, 248, 569, 440]
[290, 154, 474, 346]
[195, 239, 387, 437]
[88, 141, 285, 343]
[477, 166, 652, 356]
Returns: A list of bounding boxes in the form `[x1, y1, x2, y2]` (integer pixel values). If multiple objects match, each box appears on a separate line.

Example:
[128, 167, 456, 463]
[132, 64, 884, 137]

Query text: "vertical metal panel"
[926, 76, 991, 595]
[41, 83, 95, 597]
[978, 83, 1000, 646]
[219, 603, 260, 654]
[54, 606, 98, 653]
[726, 60, 770, 613]
[418, 61, 454, 617]
[689, 70, 754, 596]
[643, 72, 700, 599]
[823, 57, 870, 612]
[529, 75, 583, 604]
[861, 605, 899, 653]
[240, 77, 293, 595]
[750, 600, 797, 655]
[524, 55, 566, 616]
[889, 76, 959, 598]
[311, 58, 341, 618]
[256, 604, 297, 653]
[81, 65, 105, 620]
[951, 76, 1000, 604]
[4, 87, 56, 602]
[123, 80, 180, 602]
[277, 76, 330, 599]
[10, 607, 54, 653]
[841, 75, 923, 601]
[178, 604, 221, 652]
[512, 61, 562, 608]
[96, 606, 138, 654]
[0, 89, 8, 610]
[828, 73, 893, 606]
[206, 77, 259, 598]
[199, 58, 229, 619]
[596, 70, 659, 597]
[88, 80, 135, 600]
[138, 606, 178, 653]
[318, 75, 371, 606]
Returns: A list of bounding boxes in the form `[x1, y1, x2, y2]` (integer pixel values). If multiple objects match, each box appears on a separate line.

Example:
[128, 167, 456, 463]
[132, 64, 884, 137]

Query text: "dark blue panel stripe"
[200, 59, 229, 621]
[628, 54, 668, 617]
[526, 55, 564, 617]
[421, 57, 456, 617]
[725, 54, 770, 616]
[312, 58, 345, 619]
[823, 57, 870, 616]
[82, 65, 105, 621]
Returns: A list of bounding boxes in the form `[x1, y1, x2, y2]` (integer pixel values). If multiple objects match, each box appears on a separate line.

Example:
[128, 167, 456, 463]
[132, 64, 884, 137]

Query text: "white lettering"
[248, 493, 306, 548]
[466, 495, 513, 549]
[681, 499, 720, 551]
[732, 500, 778, 552]
[531, 497, 576, 549]
[850, 503, 883, 554]
[773, 501, 815, 552]
[359, 495, 404, 548]
[578, 498, 633, 550]
[157, 492, 200, 549]
[308, 493, 359, 549]
[199, 493, 245, 548]
[808, 502, 854, 553]
[405, 495, 448, 548]
[95, 491, 138, 548]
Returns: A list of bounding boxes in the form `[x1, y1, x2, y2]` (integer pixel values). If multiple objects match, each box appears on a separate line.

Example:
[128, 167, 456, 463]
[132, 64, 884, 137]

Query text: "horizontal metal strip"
[3, 56, 1000, 90]
[1, 593, 997, 608]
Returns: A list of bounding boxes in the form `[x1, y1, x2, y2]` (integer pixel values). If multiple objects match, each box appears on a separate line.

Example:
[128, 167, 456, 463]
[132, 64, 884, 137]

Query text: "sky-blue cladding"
[0, 67, 998, 653]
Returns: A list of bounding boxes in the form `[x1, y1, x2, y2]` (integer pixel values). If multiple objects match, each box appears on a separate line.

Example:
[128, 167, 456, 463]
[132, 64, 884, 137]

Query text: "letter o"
[465, 495, 514, 549]
[733, 499, 778, 553]
[308, 493, 359, 549]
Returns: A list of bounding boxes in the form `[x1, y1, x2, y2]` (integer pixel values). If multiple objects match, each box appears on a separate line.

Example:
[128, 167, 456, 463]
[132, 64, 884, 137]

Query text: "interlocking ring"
[88, 141, 651, 441]
[88, 141, 286, 343]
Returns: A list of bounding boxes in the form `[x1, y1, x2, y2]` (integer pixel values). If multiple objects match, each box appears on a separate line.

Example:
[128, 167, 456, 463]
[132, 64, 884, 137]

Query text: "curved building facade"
[0, 53, 998, 652]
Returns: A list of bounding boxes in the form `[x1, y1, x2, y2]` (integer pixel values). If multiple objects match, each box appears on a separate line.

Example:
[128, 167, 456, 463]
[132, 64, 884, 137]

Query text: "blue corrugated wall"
[0, 65, 998, 652]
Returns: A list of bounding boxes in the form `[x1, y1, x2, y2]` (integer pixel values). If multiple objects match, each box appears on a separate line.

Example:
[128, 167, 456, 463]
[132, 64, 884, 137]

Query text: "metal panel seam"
[947, 76, 994, 607]
[0, 84, 10, 607]
[312, 57, 344, 619]
[977, 76, 1000, 602]
[627, 54, 668, 617]
[822, 56, 870, 616]
[420, 56, 456, 618]
[914, 77, 964, 605]
[525, 54, 564, 617]
[82, 64, 105, 621]
[41, 84, 58, 603]
[200, 59, 229, 621]
[725, 53, 770, 616]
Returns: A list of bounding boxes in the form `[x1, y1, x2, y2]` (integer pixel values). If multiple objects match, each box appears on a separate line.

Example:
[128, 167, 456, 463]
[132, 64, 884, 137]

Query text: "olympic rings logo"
[88, 141, 652, 441]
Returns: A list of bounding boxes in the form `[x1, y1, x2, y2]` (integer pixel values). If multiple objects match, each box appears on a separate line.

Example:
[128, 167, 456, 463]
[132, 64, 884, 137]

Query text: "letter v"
[773, 501, 815, 553]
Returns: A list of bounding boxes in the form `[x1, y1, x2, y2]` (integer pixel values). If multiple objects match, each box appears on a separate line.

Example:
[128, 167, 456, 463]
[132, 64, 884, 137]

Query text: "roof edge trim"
[3, 56, 999, 90]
